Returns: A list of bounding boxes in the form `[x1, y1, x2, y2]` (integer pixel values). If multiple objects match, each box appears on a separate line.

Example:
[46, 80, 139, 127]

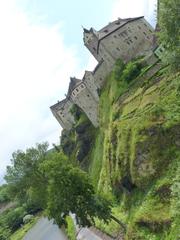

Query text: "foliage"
[0, 185, 10, 203]
[4, 207, 26, 232]
[158, 0, 180, 70]
[40, 152, 112, 227]
[4, 142, 48, 209]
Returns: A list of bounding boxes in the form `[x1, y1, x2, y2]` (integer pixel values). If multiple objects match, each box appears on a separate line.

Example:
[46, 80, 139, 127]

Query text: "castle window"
[87, 94, 90, 97]
[104, 29, 108, 33]
[114, 35, 117, 38]
[149, 29, 153, 33]
[134, 36, 137, 40]
[73, 92, 75, 96]
[129, 39, 133, 43]
[143, 32, 147, 36]
[93, 47, 96, 51]
[115, 22, 120, 25]
[128, 29, 132, 33]
[76, 88, 79, 92]
[116, 47, 120, 51]
[126, 41, 130, 45]
[81, 85, 84, 88]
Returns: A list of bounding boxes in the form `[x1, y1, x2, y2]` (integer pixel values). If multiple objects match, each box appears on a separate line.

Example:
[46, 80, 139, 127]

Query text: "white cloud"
[0, 1, 81, 182]
[111, 0, 157, 27]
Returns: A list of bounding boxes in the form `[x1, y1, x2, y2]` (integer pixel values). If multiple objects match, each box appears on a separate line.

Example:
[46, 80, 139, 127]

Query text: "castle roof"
[50, 98, 68, 111]
[98, 16, 143, 40]
[67, 77, 82, 96]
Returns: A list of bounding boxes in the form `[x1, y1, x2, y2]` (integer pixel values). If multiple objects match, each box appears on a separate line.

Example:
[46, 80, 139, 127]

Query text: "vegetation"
[158, 0, 180, 70]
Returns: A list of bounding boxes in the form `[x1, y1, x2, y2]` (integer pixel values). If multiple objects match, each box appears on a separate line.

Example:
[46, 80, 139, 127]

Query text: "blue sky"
[0, 0, 157, 183]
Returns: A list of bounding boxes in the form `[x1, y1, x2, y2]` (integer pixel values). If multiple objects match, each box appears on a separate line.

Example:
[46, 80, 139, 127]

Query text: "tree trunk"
[110, 214, 126, 232]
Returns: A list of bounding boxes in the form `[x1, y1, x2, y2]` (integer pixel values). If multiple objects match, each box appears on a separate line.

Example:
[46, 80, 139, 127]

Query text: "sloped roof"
[50, 98, 67, 112]
[67, 77, 82, 96]
[98, 16, 144, 40]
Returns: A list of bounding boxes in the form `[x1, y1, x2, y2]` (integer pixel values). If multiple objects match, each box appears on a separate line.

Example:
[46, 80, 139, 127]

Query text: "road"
[23, 217, 112, 240]
[23, 217, 68, 240]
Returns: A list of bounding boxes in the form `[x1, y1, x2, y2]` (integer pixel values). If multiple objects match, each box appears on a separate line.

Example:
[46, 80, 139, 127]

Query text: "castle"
[50, 16, 160, 130]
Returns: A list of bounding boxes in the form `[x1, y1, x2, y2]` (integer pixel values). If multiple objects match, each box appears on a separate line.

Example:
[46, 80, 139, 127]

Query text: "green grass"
[65, 216, 76, 240]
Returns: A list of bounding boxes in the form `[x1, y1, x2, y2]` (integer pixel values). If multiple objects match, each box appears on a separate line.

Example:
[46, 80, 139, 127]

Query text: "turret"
[83, 28, 101, 62]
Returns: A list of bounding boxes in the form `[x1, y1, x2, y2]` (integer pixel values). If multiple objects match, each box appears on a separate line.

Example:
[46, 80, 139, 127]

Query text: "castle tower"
[83, 28, 102, 62]
[68, 77, 99, 127]
[50, 99, 75, 130]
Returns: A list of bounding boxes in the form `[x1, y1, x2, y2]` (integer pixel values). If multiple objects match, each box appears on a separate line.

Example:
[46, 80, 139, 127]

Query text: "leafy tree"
[4, 142, 48, 209]
[158, 0, 180, 70]
[40, 152, 111, 226]
[41, 152, 126, 230]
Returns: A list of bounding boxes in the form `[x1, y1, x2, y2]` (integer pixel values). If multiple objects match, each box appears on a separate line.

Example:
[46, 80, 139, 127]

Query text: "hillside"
[61, 58, 180, 239]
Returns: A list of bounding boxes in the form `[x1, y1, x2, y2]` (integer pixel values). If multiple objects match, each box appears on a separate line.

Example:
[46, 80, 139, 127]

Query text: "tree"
[158, 0, 180, 70]
[4, 142, 48, 209]
[41, 152, 126, 230]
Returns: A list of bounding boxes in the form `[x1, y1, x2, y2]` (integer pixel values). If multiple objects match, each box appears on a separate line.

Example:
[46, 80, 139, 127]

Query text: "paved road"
[77, 228, 102, 240]
[23, 217, 68, 240]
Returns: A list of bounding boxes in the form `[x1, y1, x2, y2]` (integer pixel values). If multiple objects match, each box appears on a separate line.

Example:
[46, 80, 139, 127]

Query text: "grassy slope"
[89, 60, 180, 240]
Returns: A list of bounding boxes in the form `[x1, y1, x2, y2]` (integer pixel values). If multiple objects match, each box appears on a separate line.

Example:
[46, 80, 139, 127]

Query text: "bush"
[4, 207, 26, 231]
[121, 62, 142, 83]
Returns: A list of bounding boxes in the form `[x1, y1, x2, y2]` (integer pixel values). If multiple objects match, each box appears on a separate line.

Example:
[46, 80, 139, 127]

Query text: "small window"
[93, 47, 96, 51]
[87, 94, 90, 97]
[134, 36, 137, 40]
[128, 29, 132, 33]
[129, 39, 133, 43]
[73, 92, 75, 96]
[104, 29, 108, 33]
[149, 29, 153, 33]
[126, 41, 130, 45]
[116, 47, 120, 51]
[76, 88, 79, 92]
[81, 85, 84, 88]
[115, 22, 120, 25]
[144, 23, 147, 27]
[114, 35, 117, 38]
[143, 32, 147, 35]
